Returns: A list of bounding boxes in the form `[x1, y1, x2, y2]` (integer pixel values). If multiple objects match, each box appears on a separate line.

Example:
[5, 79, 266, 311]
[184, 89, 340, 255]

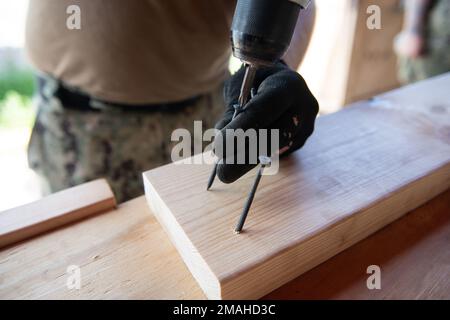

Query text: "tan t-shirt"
[26, 0, 235, 104]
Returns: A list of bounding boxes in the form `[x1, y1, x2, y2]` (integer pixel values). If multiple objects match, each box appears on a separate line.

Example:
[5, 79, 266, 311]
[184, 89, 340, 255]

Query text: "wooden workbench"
[0, 190, 449, 299]
[1, 75, 449, 300]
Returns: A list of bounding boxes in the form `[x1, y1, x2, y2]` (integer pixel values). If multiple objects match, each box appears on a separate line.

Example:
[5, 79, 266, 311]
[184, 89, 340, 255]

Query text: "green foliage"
[0, 64, 35, 101]
[0, 91, 35, 128]
[0, 65, 36, 128]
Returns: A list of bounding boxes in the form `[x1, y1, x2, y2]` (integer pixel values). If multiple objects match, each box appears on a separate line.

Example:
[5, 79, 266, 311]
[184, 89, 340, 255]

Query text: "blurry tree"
[0, 59, 35, 128]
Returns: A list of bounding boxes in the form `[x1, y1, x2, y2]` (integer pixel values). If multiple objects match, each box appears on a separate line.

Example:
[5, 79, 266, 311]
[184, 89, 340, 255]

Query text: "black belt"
[38, 76, 202, 113]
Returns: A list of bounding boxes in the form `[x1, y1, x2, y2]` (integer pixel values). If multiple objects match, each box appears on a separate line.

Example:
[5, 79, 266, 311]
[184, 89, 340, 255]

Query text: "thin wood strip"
[0, 179, 116, 249]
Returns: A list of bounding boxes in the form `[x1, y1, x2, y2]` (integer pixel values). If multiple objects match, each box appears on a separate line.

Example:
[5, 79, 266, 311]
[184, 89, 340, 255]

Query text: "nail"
[235, 156, 271, 234]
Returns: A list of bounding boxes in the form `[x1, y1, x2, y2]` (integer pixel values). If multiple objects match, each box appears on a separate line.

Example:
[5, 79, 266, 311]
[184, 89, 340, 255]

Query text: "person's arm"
[282, 1, 316, 69]
[403, 0, 432, 33]
[394, 0, 432, 58]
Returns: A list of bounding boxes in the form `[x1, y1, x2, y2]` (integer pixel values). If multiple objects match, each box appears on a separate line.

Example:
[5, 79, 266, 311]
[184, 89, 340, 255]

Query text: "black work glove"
[214, 61, 319, 184]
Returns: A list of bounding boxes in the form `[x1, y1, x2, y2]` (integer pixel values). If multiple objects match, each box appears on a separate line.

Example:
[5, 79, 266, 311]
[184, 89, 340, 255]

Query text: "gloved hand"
[214, 61, 319, 183]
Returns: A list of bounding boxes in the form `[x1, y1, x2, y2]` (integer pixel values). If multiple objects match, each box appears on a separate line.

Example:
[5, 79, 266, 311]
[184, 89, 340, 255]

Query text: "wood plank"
[265, 189, 450, 300]
[0, 190, 449, 300]
[300, 0, 403, 112]
[0, 196, 204, 299]
[0, 179, 116, 249]
[143, 74, 450, 300]
[344, 0, 403, 104]
[299, 0, 359, 112]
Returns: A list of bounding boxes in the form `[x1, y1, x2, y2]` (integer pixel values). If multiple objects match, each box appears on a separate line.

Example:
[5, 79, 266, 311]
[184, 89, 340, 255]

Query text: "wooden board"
[143, 74, 450, 300]
[0, 190, 449, 300]
[344, 0, 403, 104]
[300, 0, 403, 112]
[0, 179, 116, 249]
[265, 189, 450, 300]
[0, 196, 204, 299]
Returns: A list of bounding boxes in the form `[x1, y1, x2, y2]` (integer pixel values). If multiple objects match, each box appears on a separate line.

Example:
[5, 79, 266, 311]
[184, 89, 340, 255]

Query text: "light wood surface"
[0, 196, 204, 299]
[265, 189, 450, 300]
[344, 0, 403, 104]
[0, 75, 449, 300]
[143, 74, 450, 299]
[302, 0, 402, 112]
[0, 179, 116, 249]
[1, 190, 448, 300]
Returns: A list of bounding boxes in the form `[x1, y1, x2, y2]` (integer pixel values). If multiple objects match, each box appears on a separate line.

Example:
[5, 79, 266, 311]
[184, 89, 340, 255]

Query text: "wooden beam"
[344, 0, 403, 104]
[0, 179, 116, 249]
[0, 196, 205, 300]
[143, 74, 450, 299]
[0, 191, 449, 299]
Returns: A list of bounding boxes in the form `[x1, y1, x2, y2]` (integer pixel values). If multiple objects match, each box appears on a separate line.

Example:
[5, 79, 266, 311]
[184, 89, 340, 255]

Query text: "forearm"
[282, 1, 316, 69]
[403, 0, 432, 34]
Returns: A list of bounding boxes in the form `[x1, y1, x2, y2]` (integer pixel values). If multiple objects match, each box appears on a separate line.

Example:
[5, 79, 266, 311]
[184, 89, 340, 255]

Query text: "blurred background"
[1, 0, 446, 210]
[0, 0, 41, 211]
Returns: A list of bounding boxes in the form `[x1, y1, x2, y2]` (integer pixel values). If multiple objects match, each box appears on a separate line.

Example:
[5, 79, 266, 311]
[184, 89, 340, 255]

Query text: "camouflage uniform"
[398, 0, 450, 84]
[28, 75, 225, 203]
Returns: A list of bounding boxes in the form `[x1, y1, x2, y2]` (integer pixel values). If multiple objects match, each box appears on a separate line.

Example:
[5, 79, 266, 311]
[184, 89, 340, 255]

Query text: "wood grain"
[143, 74, 450, 299]
[344, 0, 403, 104]
[0, 190, 448, 299]
[0, 196, 204, 299]
[265, 189, 450, 300]
[0, 179, 116, 249]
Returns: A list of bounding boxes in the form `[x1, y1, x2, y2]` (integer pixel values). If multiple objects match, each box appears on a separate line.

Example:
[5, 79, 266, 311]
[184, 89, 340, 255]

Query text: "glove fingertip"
[215, 118, 231, 130]
[216, 164, 239, 184]
[216, 163, 258, 184]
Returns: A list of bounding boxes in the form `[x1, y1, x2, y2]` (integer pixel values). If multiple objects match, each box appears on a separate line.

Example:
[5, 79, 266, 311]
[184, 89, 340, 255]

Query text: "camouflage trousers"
[397, 0, 450, 84]
[28, 76, 225, 203]
[398, 44, 450, 84]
